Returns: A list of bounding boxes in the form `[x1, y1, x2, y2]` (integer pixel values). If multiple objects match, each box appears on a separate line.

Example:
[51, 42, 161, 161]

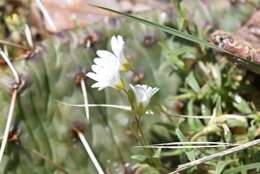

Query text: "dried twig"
[0, 50, 20, 163]
[170, 139, 260, 174]
[135, 144, 238, 149]
[0, 40, 26, 49]
[24, 25, 33, 48]
[0, 90, 18, 163]
[148, 141, 237, 146]
[136, 141, 239, 149]
[77, 130, 105, 174]
[80, 79, 90, 122]
[35, 0, 57, 32]
[57, 100, 131, 111]
[57, 101, 155, 115]
[0, 50, 20, 83]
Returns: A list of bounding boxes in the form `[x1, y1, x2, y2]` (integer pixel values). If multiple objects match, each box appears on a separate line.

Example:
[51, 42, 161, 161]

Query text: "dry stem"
[170, 139, 260, 174]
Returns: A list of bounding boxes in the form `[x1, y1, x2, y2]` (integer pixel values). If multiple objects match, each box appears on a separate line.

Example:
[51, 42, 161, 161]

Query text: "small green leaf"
[186, 72, 200, 92]
[233, 95, 252, 113]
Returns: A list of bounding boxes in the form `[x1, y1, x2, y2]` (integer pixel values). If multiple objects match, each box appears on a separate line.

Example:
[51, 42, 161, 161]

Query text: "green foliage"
[0, 1, 260, 174]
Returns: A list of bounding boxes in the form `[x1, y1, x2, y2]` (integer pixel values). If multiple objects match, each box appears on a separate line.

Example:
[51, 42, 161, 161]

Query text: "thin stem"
[35, 0, 57, 32]
[31, 149, 69, 174]
[0, 40, 26, 49]
[144, 141, 238, 146]
[135, 144, 238, 149]
[132, 114, 143, 144]
[77, 131, 105, 174]
[57, 100, 131, 111]
[160, 106, 211, 119]
[57, 101, 154, 115]
[131, 112, 152, 156]
[86, 90, 126, 166]
[169, 139, 260, 174]
[80, 79, 90, 122]
[78, 80, 125, 167]
[160, 106, 254, 119]
[0, 49, 20, 164]
[0, 90, 18, 163]
[24, 25, 33, 48]
[136, 116, 148, 145]
[0, 50, 20, 83]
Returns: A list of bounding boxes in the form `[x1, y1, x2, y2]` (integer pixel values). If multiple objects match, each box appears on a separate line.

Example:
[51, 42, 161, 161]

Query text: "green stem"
[89, 89, 126, 165]
[131, 112, 152, 155]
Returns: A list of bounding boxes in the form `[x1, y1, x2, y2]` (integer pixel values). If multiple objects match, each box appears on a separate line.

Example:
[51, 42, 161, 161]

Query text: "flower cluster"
[87, 35, 159, 113]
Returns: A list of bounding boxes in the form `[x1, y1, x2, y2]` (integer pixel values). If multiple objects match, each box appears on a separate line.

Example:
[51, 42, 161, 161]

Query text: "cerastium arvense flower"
[86, 50, 123, 91]
[87, 35, 159, 144]
[129, 84, 159, 115]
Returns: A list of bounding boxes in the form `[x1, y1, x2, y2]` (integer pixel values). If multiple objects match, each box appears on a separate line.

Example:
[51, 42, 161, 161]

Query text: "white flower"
[111, 35, 125, 63]
[86, 51, 122, 91]
[92, 35, 129, 72]
[111, 35, 131, 71]
[130, 84, 159, 107]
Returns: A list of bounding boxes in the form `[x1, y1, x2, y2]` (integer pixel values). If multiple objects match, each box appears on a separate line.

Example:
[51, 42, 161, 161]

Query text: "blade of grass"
[91, 5, 218, 49]
[90, 5, 260, 74]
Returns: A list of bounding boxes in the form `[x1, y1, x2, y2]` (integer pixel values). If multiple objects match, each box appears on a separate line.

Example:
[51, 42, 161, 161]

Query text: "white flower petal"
[87, 36, 128, 90]
[86, 72, 100, 81]
[92, 81, 108, 89]
[97, 50, 116, 59]
[91, 64, 104, 73]
[130, 84, 159, 107]
[87, 53, 121, 90]
[111, 35, 124, 58]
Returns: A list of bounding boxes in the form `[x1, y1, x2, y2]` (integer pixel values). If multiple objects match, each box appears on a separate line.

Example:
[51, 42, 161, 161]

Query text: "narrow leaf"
[92, 5, 260, 74]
